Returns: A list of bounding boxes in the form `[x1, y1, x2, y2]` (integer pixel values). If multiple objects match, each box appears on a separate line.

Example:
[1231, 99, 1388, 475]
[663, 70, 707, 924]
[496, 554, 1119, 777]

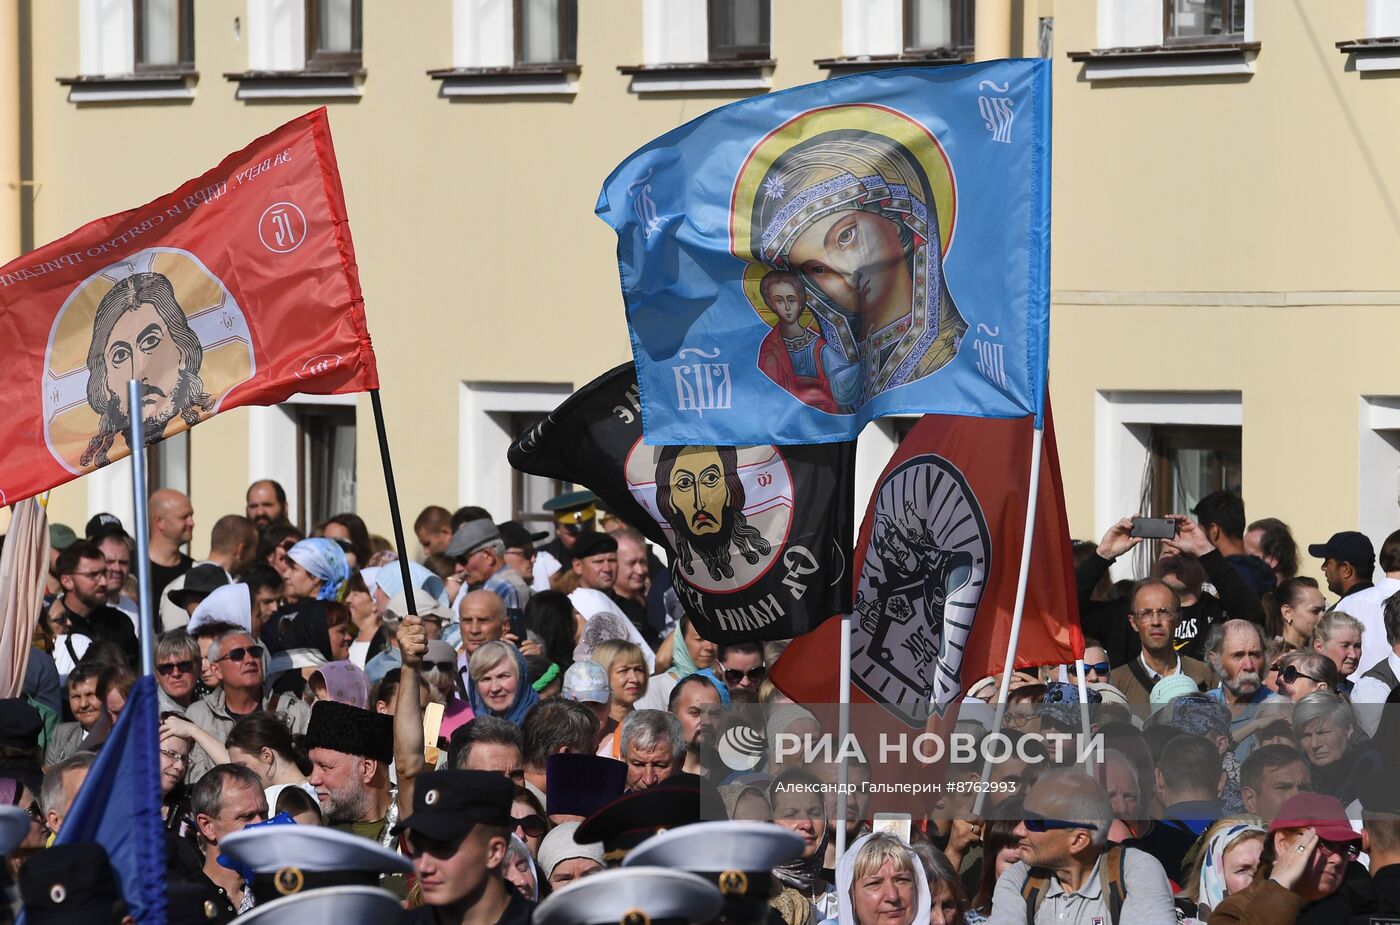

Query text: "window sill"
[223, 69, 365, 100]
[814, 52, 969, 74]
[427, 64, 579, 97]
[1336, 36, 1400, 73]
[617, 60, 775, 93]
[56, 70, 198, 102]
[1066, 41, 1259, 80]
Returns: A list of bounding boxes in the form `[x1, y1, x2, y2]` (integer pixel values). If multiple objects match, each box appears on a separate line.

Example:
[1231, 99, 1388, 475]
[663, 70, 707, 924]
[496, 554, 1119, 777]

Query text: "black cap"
[0, 699, 43, 750]
[166, 564, 231, 608]
[545, 754, 627, 818]
[392, 770, 516, 841]
[1308, 531, 1376, 572]
[571, 532, 619, 560]
[19, 842, 127, 924]
[304, 701, 394, 765]
[84, 513, 127, 542]
[498, 520, 548, 550]
[575, 775, 703, 864]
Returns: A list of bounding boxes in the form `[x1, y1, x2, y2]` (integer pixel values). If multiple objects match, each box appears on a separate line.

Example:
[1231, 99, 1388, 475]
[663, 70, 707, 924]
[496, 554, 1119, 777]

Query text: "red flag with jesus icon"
[0, 107, 377, 505]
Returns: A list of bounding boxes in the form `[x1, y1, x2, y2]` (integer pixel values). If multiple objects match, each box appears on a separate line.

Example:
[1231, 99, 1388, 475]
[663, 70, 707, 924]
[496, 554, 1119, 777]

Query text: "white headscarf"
[568, 588, 656, 671]
[188, 583, 253, 635]
[833, 833, 931, 925]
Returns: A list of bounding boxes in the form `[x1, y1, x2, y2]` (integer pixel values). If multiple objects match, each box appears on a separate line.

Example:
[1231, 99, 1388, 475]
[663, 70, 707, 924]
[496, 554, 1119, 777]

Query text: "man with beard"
[1205, 619, 1286, 760]
[668, 675, 722, 777]
[656, 445, 770, 585]
[245, 479, 290, 529]
[50, 542, 139, 667]
[304, 699, 401, 889]
[86, 513, 138, 622]
[534, 490, 600, 592]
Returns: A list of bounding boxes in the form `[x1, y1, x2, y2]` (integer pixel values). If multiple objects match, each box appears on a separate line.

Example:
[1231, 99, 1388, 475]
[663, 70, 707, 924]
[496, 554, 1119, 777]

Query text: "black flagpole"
[369, 388, 418, 617]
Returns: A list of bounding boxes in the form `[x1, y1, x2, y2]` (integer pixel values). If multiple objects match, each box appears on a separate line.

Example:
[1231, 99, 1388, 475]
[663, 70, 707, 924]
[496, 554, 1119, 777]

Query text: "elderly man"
[620, 709, 685, 792]
[522, 699, 600, 803]
[306, 700, 398, 846]
[40, 752, 95, 836]
[186, 763, 267, 916]
[457, 590, 509, 661]
[185, 628, 310, 781]
[610, 528, 662, 646]
[448, 519, 528, 614]
[147, 488, 195, 608]
[449, 716, 525, 781]
[1107, 579, 1211, 706]
[668, 675, 722, 777]
[990, 769, 1176, 925]
[1204, 618, 1286, 759]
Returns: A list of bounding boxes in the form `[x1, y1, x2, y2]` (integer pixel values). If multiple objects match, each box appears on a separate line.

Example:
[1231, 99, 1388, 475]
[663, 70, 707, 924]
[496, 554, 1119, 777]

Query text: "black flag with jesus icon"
[508, 363, 855, 643]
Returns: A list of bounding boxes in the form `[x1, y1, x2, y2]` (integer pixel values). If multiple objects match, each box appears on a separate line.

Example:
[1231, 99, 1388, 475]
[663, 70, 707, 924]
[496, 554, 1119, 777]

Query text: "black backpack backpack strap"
[1101, 845, 1128, 925]
[1021, 866, 1051, 925]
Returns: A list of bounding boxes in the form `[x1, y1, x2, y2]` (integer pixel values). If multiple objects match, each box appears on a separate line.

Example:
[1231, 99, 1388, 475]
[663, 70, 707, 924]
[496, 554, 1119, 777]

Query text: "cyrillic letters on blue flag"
[597, 60, 1051, 445]
[54, 675, 166, 923]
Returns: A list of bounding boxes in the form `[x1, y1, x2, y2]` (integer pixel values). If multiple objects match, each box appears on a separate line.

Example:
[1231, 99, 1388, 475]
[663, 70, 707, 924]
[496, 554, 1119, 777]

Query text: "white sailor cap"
[623, 821, 804, 899]
[534, 867, 723, 925]
[236, 885, 401, 924]
[0, 806, 30, 857]
[220, 824, 411, 899]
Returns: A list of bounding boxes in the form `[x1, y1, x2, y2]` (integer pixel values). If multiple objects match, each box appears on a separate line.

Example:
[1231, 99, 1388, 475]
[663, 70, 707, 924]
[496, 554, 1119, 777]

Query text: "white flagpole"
[972, 424, 1044, 816]
[835, 611, 852, 860]
[126, 380, 157, 677]
[1074, 657, 1093, 771]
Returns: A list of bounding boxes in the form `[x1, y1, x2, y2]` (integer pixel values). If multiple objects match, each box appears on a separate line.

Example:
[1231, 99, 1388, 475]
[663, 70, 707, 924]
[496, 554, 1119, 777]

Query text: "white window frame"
[439, 0, 579, 96]
[1082, 0, 1256, 80]
[628, 0, 772, 92]
[1359, 396, 1400, 549]
[459, 382, 574, 516]
[247, 393, 357, 532]
[234, 0, 363, 99]
[841, 0, 905, 57]
[1370, 0, 1400, 37]
[70, 0, 195, 101]
[1095, 390, 1242, 579]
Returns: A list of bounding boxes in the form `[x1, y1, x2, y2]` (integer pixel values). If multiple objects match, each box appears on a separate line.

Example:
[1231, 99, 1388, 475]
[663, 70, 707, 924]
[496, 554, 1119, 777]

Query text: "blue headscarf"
[287, 538, 350, 601]
[466, 643, 540, 727]
[687, 669, 732, 706]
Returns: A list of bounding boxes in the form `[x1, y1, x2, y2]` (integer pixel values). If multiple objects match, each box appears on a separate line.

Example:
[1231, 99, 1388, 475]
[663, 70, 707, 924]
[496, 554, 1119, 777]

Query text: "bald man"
[148, 488, 195, 620]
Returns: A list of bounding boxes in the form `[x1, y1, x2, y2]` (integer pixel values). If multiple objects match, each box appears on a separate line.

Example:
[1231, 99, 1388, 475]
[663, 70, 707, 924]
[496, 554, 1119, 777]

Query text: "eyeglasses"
[216, 645, 264, 663]
[1316, 838, 1361, 860]
[422, 660, 455, 673]
[156, 660, 196, 677]
[505, 548, 537, 560]
[1277, 665, 1324, 687]
[514, 814, 547, 838]
[723, 666, 767, 686]
[69, 570, 106, 581]
[1133, 608, 1177, 623]
[159, 748, 189, 766]
[1073, 661, 1112, 676]
[1003, 711, 1035, 728]
[1023, 809, 1098, 833]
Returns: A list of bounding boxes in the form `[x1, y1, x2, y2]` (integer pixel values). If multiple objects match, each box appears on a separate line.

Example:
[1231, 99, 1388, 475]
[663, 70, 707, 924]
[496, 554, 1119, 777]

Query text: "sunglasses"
[1023, 809, 1098, 833]
[723, 666, 767, 686]
[1277, 665, 1324, 687]
[156, 660, 196, 677]
[422, 660, 455, 673]
[1073, 661, 1112, 676]
[514, 814, 547, 839]
[216, 645, 264, 664]
[1317, 838, 1362, 860]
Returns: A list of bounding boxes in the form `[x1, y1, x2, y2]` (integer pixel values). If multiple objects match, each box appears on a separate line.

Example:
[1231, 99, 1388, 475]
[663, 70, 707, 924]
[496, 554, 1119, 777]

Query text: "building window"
[1146, 425, 1241, 518]
[516, 0, 577, 65]
[134, 0, 194, 71]
[508, 412, 570, 525]
[146, 430, 190, 495]
[306, 0, 362, 70]
[904, 0, 974, 54]
[707, 0, 771, 61]
[1165, 0, 1245, 43]
[296, 405, 356, 530]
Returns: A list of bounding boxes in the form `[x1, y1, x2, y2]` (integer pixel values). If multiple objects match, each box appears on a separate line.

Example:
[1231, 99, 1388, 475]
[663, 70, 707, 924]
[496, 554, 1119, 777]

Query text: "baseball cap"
[1270, 792, 1360, 842]
[1308, 531, 1375, 572]
[84, 513, 127, 541]
[562, 661, 610, 703]
[391, 769, 515, 842]
[499, 520, 548, 550]
[385, 589, 453, 625]
[48, 524, 77, 551]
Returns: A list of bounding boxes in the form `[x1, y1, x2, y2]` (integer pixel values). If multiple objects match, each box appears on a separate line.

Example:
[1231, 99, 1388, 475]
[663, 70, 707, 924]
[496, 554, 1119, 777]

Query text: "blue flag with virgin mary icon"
[597, 59, 1050, 445]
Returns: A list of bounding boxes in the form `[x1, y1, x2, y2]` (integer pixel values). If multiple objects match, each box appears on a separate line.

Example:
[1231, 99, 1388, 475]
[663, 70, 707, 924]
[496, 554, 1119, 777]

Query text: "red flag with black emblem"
[772, 409, 1082, 723]
[0, 108, 376, 505]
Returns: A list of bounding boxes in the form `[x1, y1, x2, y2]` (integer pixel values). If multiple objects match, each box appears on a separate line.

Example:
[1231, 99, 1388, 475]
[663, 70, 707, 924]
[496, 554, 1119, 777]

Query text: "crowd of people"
[6, 483, 1400, 924]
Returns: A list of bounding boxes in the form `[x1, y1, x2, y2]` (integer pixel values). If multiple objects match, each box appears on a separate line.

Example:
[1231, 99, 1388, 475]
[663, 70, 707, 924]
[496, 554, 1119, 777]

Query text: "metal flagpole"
[972, 424, 1044, 816]
[126, 380, 157, 677]
[835, 612, 852, 860]
[1073, 657, 1093, 771]
[369, 389, 419, 617]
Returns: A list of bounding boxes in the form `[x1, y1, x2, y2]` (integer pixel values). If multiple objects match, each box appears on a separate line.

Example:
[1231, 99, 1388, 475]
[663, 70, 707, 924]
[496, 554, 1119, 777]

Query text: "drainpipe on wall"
[0, 0, 22, 262]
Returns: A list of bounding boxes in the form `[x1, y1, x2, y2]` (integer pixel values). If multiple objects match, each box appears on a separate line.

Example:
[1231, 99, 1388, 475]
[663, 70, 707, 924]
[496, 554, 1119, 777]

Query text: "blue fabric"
[216, 813, 298, 880]
[689, 669, 732, 706]
[287, 538, 350, 601]
[596, 60, 1052, 444]
[466, 645, 540, 727]
[54, 675, 166, 924]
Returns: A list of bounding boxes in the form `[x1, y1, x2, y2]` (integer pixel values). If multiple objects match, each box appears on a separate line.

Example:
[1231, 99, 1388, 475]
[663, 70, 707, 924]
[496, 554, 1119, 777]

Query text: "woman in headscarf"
[820, 831, 928, 925]
[466, 640, 539, 727]
[771, 768, 837, 923]
[308, 660, 371, 710]
[1178, 818, 1266, 922]
[284, 538, 351, 603]
[267, 600, 355, 698]
[503, 834, 542, 901]
[635, 613, 717, 710]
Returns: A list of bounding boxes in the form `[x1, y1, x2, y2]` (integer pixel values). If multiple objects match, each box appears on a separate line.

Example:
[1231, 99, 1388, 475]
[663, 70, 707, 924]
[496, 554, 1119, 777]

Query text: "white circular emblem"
[424, 789, 439, 806]
[257, 201, 308, 254]
[49, 883, 66, 904]
[852, 454, 990, 726]
[717, 725, 767, 771]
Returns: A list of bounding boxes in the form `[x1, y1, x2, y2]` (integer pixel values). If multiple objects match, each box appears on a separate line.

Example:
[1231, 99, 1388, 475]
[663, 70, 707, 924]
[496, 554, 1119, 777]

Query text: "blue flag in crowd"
[597, 59, 1051, 444]
[54, 675, 167, 924]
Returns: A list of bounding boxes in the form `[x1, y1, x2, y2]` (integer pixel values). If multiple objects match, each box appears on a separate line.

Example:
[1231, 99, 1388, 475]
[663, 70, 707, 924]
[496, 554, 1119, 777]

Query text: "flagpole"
[1073, 657, 1093, 771]
[972, 424, 1044, 816]
[369, 389, 419, 617]
[835, 611, 852, 861]
[126, 380, 157, 677]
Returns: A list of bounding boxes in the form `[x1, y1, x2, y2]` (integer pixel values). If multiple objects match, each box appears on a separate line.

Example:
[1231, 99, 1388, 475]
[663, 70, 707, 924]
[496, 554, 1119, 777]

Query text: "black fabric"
[609, 591, 660, 649]
[401, 890, 534, 925]
[1311, 740, 1384, 806]
[1132, 819, 1197, 885]
[64, 601, 139, 667]
[150, 553, 194, 623]
[1363, 658, 1400, 692]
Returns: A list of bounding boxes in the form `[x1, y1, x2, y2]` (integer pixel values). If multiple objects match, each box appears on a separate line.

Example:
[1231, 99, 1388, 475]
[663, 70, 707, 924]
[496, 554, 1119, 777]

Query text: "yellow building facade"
[2, 0, 1398, 585]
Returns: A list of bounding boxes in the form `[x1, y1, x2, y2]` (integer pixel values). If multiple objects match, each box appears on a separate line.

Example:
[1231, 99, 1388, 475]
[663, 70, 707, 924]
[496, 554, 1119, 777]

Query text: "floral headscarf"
[310, 661, 370, 710]
[287, 538, 350, 601]
[1197, 821, 1266, 914]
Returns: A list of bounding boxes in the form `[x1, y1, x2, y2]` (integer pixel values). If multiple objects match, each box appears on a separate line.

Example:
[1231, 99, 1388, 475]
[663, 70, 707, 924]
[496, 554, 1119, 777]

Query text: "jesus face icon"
[667, 446, 728, 537]
[102, 299, 182, 425]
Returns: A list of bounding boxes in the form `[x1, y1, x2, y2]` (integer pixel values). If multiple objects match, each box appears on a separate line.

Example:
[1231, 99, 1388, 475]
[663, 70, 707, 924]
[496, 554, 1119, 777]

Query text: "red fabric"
[771, 408, 1083, 706]
[757, 327, 839, 414]
[0, 108, 377, 505]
